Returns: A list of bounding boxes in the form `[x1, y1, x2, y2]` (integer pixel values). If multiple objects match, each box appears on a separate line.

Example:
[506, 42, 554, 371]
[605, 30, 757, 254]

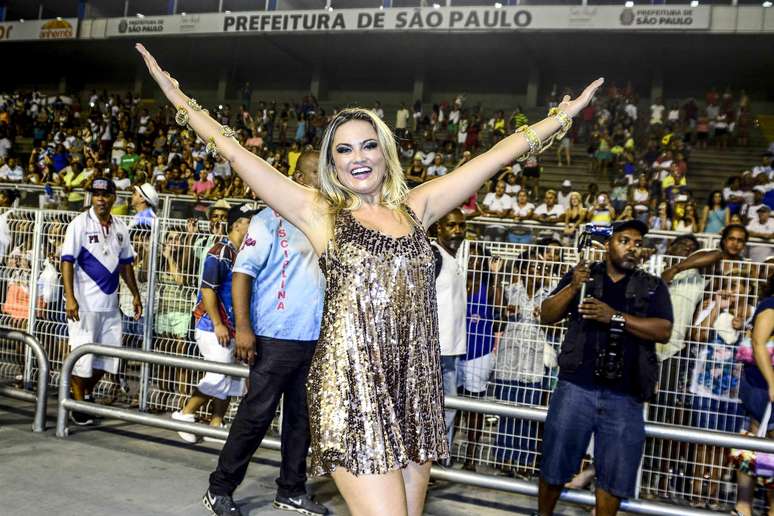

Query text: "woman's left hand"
[557, 78, 605, 118]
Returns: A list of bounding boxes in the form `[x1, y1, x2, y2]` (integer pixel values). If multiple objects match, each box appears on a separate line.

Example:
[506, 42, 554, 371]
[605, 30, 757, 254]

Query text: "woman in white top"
[504, 171, 522, 195]
[480, 180, 513, 241]
[511, 190, 535, 222]
[508, 190, 536, 245]
[111, 131, 127, 164]
[629, 173, 650, 210]
[563, 191, 586, 241]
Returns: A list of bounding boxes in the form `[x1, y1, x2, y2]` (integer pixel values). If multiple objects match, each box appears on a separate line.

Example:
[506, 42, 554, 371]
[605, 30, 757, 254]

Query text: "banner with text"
[0, 18, 78, 42]
[103, 6, 711, 37]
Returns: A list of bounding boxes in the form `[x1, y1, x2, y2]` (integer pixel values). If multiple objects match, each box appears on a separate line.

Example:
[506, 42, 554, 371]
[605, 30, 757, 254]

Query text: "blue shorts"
[540, 380, 645, 499]
[690, 395, 742, 434]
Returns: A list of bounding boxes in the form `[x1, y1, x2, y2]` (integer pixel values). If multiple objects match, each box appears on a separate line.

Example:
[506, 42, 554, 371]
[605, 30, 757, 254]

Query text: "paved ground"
[0, 397, 593, 516]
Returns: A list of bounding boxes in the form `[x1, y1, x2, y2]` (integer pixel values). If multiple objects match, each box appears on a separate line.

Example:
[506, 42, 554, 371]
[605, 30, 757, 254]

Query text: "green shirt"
[511, 112, 528, 129]
[61, 168, 94, 202]
[120, 153, 140, 176]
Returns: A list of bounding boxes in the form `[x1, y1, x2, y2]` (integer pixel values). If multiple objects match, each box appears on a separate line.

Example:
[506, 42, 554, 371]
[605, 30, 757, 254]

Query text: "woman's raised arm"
[407, 78, 603, 228]
[136, 45, 325, 241]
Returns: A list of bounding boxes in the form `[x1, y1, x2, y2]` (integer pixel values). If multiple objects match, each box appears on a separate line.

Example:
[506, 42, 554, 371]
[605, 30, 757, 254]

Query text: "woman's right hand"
[135, 44, 180, 96]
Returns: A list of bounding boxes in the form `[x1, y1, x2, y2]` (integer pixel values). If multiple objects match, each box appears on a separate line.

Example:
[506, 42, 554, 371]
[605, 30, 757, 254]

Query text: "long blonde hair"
[318, 108, 408, 211]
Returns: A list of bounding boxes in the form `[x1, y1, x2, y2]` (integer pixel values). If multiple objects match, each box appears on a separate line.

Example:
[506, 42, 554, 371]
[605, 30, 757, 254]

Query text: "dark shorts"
[540, 380, 645, 499]
[740, 369, 774, 432]
[690, 395, 742, 434]
[523, 166, 540, 178]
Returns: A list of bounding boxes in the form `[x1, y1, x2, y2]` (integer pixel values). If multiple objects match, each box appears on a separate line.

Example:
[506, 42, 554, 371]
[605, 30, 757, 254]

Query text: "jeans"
[209, 336, 316, 498]
[540, 380, 646, 499]
[441, 355, 459, 447]
[506, 231, 534, 245]
[493, 380, 542, 466]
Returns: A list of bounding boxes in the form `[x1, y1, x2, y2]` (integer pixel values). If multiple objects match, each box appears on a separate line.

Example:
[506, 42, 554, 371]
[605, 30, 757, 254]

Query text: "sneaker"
[118, 376, 131, 396]
[69, 410, 94, 426]
[171, 410, 199, 443]
[202, 490, 242, 516]
[273, 494, 329, 515]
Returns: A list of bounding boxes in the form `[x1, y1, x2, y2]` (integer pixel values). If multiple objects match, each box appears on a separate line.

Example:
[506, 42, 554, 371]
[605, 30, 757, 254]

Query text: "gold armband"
[220, 125, 236, 138]
[515, 125, 540, 161]
[205, 137, 218, 158]
[186, 98, 203, 111]
[548, 107, 573, 135]
[174, 106, 189, 127]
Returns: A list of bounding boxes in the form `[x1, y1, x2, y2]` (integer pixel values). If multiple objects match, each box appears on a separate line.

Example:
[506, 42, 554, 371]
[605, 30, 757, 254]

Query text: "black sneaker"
[202, 490, 242, 516]
[69, 410, 94, 426]
[273, 494, 328, 515]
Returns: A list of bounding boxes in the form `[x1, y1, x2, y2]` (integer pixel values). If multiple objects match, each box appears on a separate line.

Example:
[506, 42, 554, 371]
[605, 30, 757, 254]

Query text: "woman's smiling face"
[331, 120, 386, 198]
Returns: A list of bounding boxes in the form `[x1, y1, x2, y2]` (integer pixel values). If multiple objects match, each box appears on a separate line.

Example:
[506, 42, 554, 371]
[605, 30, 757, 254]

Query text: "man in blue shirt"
[129, 183, 158, 229]
[203, 151, 327, 516]
[171, 203, 256, 442]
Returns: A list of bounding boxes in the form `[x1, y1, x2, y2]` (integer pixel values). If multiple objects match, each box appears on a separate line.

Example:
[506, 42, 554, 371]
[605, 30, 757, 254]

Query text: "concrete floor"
[0, 397, 593, 516]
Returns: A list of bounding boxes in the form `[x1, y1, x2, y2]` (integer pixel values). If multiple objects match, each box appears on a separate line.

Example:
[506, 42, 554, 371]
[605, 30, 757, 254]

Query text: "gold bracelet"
[515, 125, 540, 161]
[205, 137, 218, 158]
[174, 106, 189, 127]
[220, 125, 236, 138]
[186, 98, 203, 111]
[548, 107, 573, 134]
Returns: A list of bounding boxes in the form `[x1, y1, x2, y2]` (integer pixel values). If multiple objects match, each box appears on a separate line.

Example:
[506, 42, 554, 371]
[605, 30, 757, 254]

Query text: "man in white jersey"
[431, 208, 467, 465]
[61, 178, 143, 426]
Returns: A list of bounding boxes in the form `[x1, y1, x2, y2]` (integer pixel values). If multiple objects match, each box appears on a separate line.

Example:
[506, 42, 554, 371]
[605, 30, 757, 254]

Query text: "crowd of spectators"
[0, 85, 773, 512]
[0, 85, 771, 254]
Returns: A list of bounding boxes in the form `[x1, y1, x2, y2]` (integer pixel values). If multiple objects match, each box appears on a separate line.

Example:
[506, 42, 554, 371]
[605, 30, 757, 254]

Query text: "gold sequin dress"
[308, 207, 449, 476]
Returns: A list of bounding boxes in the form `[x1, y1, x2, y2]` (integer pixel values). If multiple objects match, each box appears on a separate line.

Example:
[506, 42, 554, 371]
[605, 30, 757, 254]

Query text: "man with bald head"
[203, 150, 328, 516]
[431, 208, 468, 464]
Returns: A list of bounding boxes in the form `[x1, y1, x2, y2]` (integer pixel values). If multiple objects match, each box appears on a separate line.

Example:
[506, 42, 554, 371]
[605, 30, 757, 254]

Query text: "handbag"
[730, 402, 774, 487]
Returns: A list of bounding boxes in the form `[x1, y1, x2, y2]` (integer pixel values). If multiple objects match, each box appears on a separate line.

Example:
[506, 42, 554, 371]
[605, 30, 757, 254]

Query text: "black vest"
[557, 262, 662, 402]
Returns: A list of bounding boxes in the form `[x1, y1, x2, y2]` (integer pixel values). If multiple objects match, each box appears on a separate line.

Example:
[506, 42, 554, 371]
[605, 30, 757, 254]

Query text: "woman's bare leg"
[402, 461, 432, 516]
[331, 466, 408, 516]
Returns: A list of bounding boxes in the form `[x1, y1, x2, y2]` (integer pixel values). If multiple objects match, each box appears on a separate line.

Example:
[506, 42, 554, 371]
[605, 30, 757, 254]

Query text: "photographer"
[536, 220, 673, 516]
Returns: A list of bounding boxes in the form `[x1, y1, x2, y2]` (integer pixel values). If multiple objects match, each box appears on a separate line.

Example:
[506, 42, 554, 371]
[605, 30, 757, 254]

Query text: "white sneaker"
[171, 411, 199, 443]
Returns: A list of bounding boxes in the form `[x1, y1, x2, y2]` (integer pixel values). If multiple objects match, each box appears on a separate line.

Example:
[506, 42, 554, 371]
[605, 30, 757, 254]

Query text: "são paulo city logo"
[620, 8, 635, 26]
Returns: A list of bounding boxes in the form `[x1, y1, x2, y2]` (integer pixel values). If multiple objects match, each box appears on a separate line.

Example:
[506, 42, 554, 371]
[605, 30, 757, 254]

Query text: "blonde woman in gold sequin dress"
[137, 43, 602, 516]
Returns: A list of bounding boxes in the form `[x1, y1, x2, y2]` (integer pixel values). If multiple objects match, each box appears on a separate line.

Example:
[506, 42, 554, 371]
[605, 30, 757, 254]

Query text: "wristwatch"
[610, 312, 626, 334]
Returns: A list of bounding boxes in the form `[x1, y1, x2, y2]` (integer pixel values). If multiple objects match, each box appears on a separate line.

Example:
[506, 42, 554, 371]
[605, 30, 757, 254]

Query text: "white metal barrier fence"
[0, 329, 49, 432]
[57, 344, 774, 516]
[0, 205, 773, 512]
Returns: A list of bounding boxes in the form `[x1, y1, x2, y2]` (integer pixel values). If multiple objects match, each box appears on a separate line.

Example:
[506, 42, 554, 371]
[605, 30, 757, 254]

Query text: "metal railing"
[0, 329, 49, 432]
[56, 344, 256, 440]
[468, 214, 773, 255]
[55, 344, 771, 516]
[5, 183, 262, 221]
[0, 204, 768, 510]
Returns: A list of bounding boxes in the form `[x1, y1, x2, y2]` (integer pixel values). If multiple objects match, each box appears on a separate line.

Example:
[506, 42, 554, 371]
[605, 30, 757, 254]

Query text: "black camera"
[594, 312, 626, 380]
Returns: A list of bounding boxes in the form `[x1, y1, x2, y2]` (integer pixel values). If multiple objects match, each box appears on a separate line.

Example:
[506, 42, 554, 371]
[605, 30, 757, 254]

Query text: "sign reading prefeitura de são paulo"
[103, 6, 711, 37]
[0, 18, 78, 42]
